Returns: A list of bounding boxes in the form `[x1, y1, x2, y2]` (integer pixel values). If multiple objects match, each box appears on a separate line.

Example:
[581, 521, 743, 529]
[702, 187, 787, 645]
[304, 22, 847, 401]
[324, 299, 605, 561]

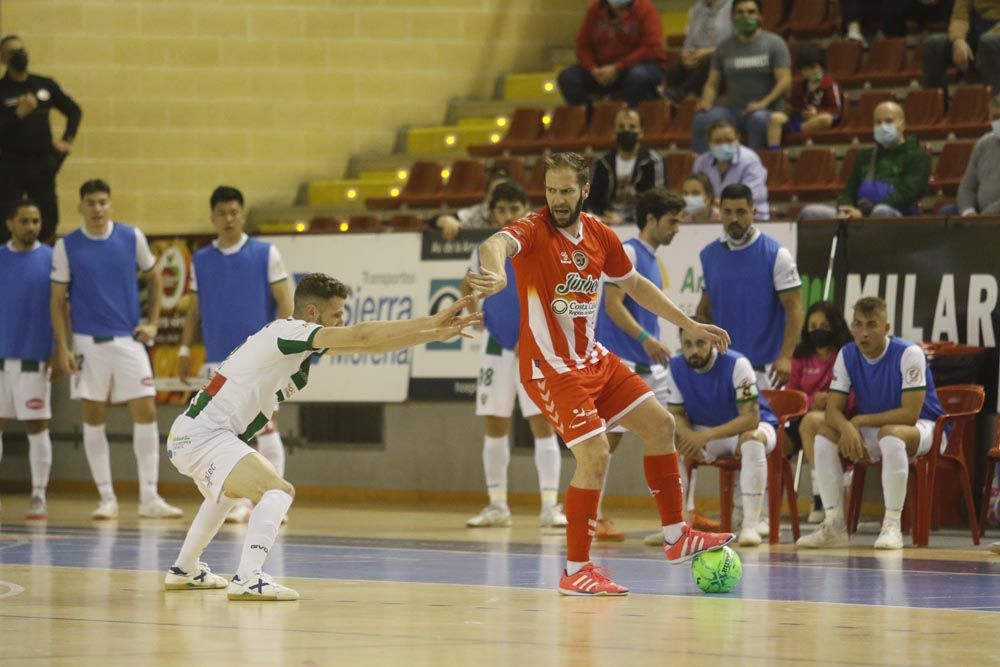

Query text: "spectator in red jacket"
[557, 0, 668, 110]
[767, 42, 843, 148]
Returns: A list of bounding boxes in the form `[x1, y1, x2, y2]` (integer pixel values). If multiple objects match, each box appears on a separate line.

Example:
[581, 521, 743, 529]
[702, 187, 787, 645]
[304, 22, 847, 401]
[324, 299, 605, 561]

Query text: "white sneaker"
[225, 501, 253, 524]
[874, 522, 904, 550]
[25, 495, 47, 520]
[757, 517, 770, 537]
[164, 562, 228, 590]
[644, 531, 665, 546]
[466, 504, 512, 527]
[540, 504, 567, 528]
[92, 499, 119, 520]
[807, 508, 826, 524]
[795, 521, 849, 549]
[738, 526, 762, 547]
[989, 542, 1000, 555]
[138, 496, 183, 519]
[228, 572, 299, 601]
[733, 507, 769, 535]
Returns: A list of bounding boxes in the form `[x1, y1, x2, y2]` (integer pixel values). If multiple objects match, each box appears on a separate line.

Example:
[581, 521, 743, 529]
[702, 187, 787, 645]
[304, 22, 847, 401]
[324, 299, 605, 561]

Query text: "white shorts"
[608, 360, 669, 434]
[858, 419, 941, 459]
[0, 359, 52, 421]
[167, 415, 255, 503]
[696, 421, 777, 463]
[70, 334, 156, 403]
[475, 340, 541, 418]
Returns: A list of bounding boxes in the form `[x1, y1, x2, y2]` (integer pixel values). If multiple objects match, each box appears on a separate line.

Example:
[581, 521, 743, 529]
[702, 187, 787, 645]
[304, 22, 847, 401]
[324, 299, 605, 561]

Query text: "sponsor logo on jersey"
[141, 376, 154, 387]
[25, 398, 45, 410]
[554, 272, 600, 296]
[572, 251, 589, 270]
[738, 378, 755, 400]
[569, 406, 600, 430]
[550, 298, 599, 318]
[905, 366, 923, 384]
[202, 462, 217, 489]
[560, 251, 573, 265]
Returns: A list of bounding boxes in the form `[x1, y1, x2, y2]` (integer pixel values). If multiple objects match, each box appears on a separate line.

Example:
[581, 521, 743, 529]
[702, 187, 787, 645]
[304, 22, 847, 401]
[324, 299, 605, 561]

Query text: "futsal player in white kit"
[0, 199, 56, 519]
[50, 180, 182, 520]
[177, 186, 294, 524]
[164, 273, 481, 600]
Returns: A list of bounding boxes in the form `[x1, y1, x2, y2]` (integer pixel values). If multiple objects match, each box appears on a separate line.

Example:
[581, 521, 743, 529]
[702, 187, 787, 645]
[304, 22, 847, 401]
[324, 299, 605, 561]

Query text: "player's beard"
[548, 197, 585, 229]
[685, 352, 712, 370]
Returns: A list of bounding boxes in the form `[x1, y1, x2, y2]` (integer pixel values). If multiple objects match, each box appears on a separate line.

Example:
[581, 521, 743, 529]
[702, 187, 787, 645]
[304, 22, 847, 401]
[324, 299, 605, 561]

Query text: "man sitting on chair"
[667, 316, 779, 547]
[796, 296, 946, 551]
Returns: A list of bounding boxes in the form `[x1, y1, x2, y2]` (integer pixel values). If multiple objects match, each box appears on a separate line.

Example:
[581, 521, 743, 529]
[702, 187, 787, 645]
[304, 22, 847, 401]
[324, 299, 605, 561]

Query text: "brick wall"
[1, 0, 581, 233]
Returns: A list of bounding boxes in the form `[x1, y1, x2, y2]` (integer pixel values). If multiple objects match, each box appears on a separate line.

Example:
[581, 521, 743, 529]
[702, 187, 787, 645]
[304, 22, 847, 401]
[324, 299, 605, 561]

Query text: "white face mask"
[684, 194, 706, 213]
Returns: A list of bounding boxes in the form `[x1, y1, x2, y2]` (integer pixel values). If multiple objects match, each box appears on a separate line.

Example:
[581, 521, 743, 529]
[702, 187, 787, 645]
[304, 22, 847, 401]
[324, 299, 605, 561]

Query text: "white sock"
[83, 423, 115, 502]
[814, 434, 845, 526]
[174, 495, 238, 572]
[663, 522, 684, 543]
[255, 428, 285, 478]
[133, 422, 160, 504]
[739, 440, 767, 530]
[533, 435, 560, 509]
[879, 436, 909, 515]
[236, 489, 293, 579]
[483, 435, 509, 508]
[566, 559, 589, 575]
[28, 431, 52, 499]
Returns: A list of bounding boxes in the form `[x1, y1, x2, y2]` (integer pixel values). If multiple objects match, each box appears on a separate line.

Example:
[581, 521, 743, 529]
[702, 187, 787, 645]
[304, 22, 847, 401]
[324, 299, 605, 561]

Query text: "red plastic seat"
[929, 141, 975, 195]
[846, 384, 984, 547]
[366, 161, 444, 210]
[492, 157, 527, 188]
[665, 152, 695, 193]
[533, 105, 588, 153]
[548, 101, 624, 151]
[435, 160, 488, 208]
[468, 107, 545, 157]
[934, 86, 991, 138]
[384, 214, 426, 232]
[663, 99, 698, 147]
[760, 0, 787, 34]
[843, 38, 907, 86]
[903, 89, 946, 137]
[775, 147, 838, 200]
[786, 0, 837, 38]
[638, 99, 672, 148]
[758, 149, 791, 194]
[525, 159, 547, 205]
[978, 418, 1000, 537]
[826, 40, 863, 80]
[341, 215, 382, 233]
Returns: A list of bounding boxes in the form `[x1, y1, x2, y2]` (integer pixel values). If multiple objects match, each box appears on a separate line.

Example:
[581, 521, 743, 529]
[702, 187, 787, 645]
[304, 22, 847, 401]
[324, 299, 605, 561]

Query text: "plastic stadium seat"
[366, 161, 444, 209]
[840, 147, 859, 185]
[439, 160, 488, 208]
[903, 89, 945, 137]
[535, 105, 588, 152]
[385, 214, 426, 232]
[786, 0, 837, 38]
[665, 152, 695, 193]
[774, 147, 838, 200]
[934, 86, 991, 138]
[760, 0, 787, 33]
[468, 107, 545, 157]
[525, 159, 547, 205]
[757, 149, 791, 194]
[826, 40, 863, 80]
[638, 100, 672, 148]
[663, 99, 698, 147]
[929, 141, 975, 194]
[808, 90, 895, 143]
[844, 38, 907, 86]
[345, 215, 382, 232]
[548, 101, 624, 151]
[492, 157, 527, 188]
[979, 418, 1000, 537]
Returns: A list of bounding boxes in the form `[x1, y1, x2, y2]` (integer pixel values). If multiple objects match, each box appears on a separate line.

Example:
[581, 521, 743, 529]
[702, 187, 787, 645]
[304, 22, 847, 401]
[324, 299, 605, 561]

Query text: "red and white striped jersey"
[500, 208, 636, 381]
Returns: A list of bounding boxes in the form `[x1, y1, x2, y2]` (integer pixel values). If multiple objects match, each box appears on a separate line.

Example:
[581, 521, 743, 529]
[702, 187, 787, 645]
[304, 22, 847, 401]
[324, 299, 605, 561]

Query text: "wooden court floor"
[1, 494, 999, 666]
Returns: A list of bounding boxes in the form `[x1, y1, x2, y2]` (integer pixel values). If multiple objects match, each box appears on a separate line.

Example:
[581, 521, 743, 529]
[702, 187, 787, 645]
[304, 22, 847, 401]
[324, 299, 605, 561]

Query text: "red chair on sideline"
[845, 384, 984, 547]
[978, 420, 1000, 537]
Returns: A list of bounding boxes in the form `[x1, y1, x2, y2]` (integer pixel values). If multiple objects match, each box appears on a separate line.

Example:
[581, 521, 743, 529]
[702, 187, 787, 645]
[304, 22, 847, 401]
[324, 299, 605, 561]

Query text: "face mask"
[615, 130, 639, 152]
[874, 122, 899, 147]
[711, 143, 737, 163]
[684, 194, 706, 213]
[807, 70, 824, 83]
[733, 17, 759, 36]
[992, 118, 1000, 139]
[607, 0, 633, 7]
[8, 49, 27, 72]
[808, 329, 835, 348]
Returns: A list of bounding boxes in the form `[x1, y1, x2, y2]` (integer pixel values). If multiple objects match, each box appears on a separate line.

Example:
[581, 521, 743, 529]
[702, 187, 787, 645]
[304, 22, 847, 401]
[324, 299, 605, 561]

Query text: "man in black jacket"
[0, 35, 82, 244]
[585, 107, 665, 225]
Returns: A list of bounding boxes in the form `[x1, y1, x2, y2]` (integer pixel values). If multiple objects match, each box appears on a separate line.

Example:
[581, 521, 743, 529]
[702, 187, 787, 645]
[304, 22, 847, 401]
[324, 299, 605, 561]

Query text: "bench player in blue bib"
[797, 296, 946, 551]
[177, 186, 294, 524]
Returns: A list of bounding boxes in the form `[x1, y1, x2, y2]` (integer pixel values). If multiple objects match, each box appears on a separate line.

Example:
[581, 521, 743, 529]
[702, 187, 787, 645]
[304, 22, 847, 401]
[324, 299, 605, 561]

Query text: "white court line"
[0, 581, 25, 599]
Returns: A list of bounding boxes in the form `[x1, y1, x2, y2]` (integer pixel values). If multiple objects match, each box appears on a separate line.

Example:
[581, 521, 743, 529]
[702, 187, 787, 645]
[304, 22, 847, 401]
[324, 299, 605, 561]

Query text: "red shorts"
[521, 353, 654, 447]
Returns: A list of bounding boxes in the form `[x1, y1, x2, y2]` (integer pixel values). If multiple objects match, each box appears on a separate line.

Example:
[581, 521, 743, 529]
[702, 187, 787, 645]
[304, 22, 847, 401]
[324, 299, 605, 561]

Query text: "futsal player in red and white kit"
[469, 153, 735, 596]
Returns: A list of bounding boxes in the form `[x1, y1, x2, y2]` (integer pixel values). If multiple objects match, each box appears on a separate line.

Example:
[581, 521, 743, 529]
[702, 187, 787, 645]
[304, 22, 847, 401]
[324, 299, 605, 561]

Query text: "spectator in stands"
[431, 165, 512, 240]
[800, 102, 930, 219]
[842, 0, 953, 42]
[692, 0, 792, 153]
[767, 42, 844, 148]
[664, 0, 734, 104]
[923, 0, 1000, 102]
[586, 107, 665, 225]
[682, 172, 720, 222]
[958, 93, 1000, 216]
[558, 0, 667, 110]
[692, 119, 771, 221]
[0, 35, 82, 244]
[785, 301, 853, 524]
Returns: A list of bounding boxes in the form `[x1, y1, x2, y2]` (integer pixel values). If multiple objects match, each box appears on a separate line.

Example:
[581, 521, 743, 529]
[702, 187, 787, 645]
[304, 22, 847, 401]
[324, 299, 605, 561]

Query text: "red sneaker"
[663, 524, 735, 564]
[594, 517, 626, 542]
[558, 563, 629, 596]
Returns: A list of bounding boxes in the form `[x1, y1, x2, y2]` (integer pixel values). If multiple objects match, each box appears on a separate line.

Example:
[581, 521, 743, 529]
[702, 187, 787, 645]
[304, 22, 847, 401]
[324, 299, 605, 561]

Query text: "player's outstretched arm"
[617, 273, 730, 352]
[312, 295, 482, 354]
[466, 233, 516, 297]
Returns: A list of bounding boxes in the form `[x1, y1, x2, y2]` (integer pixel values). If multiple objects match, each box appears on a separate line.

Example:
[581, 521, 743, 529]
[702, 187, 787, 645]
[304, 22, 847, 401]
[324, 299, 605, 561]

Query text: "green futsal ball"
[691, 546, 742, 593]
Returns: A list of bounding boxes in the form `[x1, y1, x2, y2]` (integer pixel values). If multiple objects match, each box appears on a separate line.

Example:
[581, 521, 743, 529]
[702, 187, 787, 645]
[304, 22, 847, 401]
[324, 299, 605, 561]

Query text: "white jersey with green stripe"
[184, 318, 324, 441]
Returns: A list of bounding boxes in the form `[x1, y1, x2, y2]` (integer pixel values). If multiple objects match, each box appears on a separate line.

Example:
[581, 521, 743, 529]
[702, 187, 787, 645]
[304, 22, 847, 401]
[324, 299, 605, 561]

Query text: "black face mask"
[8, 49, 28, 72]
[616, 130, 639, 152]
[809, 329, 835, 348]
